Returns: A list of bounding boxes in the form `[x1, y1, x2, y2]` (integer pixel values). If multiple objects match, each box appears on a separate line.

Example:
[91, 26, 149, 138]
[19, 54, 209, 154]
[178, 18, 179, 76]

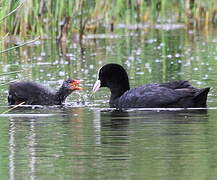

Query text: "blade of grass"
[0, 1, 24, 23]
[0, 32, 9, 42]
[0, 79, 19, 87]
[1, 102, 25, 114]
[0, 36, 40, 54]
[0, 71, 22, 76]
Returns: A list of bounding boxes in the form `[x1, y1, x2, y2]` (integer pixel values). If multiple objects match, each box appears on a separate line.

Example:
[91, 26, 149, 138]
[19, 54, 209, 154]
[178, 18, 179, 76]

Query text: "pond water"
[1, 27, 217, 179]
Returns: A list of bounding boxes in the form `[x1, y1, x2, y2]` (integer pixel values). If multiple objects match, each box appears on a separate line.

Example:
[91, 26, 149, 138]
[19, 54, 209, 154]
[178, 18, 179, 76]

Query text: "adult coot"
[8, 79, 82, 105]
[92, 63, 210, 108]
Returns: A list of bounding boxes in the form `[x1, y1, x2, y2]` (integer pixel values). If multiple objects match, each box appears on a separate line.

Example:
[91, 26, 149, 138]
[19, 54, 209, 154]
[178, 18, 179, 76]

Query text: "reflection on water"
[98, 109, 211, 180]
[1, 28, 217, 179]
[100, 111, 130, 161]
[8, 116, 37, 180]
[2, 107, 217, 179]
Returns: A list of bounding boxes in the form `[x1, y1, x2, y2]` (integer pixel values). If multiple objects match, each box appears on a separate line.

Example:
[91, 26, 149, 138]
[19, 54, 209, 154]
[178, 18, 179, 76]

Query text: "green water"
[1, 28, 217, 179]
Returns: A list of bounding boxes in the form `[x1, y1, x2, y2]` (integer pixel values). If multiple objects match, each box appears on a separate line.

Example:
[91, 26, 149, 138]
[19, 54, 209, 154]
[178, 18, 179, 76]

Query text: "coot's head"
[62, 79, 83, 92]
[55, 79, 83, 104]
[92, 63, 130, 94]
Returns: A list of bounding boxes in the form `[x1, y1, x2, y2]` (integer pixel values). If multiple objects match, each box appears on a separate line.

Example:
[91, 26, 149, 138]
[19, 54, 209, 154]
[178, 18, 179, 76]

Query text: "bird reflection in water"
[100, 110, 130, 161]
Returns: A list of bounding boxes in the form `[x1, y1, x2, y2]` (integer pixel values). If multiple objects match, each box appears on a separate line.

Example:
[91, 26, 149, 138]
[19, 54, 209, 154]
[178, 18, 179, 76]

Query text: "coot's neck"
[55, 87, 71, 105]
[109, 82, 130, 99]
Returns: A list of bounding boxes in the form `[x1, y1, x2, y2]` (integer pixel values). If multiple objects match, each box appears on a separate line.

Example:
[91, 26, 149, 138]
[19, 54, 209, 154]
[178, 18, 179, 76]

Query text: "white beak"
[92, 80, 101, 93]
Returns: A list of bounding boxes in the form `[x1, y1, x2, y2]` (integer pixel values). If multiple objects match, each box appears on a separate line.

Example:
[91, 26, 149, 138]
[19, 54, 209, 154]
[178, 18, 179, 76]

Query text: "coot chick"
[92, 63, 210, 108]
[8, 79, 82, 105]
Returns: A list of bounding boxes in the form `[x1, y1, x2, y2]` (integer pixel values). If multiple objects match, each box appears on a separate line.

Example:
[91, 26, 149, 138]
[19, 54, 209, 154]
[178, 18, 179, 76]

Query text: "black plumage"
[92, 63, 210, 108]
[8, 79, 82, 105]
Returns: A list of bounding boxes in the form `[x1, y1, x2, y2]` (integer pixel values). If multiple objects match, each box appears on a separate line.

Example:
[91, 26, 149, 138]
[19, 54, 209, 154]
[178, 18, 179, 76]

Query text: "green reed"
[0, 0, 217, 39]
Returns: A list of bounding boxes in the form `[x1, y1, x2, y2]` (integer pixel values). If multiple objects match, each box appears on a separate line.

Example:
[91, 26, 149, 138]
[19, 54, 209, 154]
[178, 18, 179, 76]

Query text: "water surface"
[1, 28, 217, 179]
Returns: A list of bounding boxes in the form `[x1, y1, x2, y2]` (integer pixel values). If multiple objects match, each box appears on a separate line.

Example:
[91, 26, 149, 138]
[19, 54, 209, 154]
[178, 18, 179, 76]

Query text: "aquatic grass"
[0, 1, 23, 23]
[0, 0, 217, 38]
[1, 101, 25, 114]
[0, 36, 40, 54]
[0, 32, 9, 41]
[0, 71, 22, 76]
[0, 79, 19, 89]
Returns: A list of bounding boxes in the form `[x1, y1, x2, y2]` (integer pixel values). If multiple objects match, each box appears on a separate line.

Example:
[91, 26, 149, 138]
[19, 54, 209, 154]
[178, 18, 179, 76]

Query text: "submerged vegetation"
[0, 0, 217, 40]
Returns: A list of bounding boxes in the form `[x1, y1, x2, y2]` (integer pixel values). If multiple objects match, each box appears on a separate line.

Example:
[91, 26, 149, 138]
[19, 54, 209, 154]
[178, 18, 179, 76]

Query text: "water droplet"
[167, 54, 172, 58]
[41, 52, 46, 56]
[34, 41, 41, 45]
[89, 65, 94, 69]
[146, 39, 156, 44]
[136, 72, 144, 75]
[145, 63, 150, 68]
[128, 56, 134, 61]
[175, 53, 180, 57]
[155, 59, 161, 62]
[59, 71, 65, 76]
[37, 57, 42, 61]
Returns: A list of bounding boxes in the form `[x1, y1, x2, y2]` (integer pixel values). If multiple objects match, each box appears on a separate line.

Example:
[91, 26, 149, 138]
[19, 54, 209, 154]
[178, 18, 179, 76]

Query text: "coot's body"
[110, 81, 209, 108]
[8, 79, 82, 106]
[93, 64, 210, 108]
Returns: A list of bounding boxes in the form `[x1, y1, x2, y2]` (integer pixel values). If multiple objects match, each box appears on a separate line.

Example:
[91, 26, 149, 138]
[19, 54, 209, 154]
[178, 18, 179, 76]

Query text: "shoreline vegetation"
[0, 0, 217, 52]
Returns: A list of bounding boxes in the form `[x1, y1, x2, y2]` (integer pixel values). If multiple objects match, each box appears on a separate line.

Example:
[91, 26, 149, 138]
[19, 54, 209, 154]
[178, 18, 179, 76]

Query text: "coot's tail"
[194, 87, 210, 107]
